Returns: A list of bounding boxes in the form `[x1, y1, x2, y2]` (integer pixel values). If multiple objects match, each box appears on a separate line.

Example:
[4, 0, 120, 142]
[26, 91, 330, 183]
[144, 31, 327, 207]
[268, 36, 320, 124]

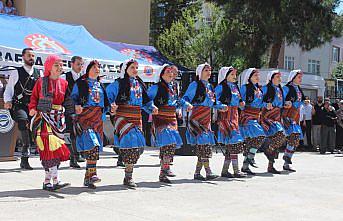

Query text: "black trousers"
[300, 120, 312, 149]
[305, 120, 312, 148]
[11, 106, 32, 157]
[336, 125, 343, 148]
[65, 115, 79, 159]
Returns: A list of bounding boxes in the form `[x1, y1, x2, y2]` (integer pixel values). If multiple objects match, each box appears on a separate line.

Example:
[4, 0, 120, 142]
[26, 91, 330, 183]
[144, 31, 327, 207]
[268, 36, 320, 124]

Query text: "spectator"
[0, 1, 4, 14]
[332, 98, 340, 111]
[4, 0, 17, 15]
[299, 104, 306, 150]
[302, 97, 313, 150]
[312, 96, 324, 151]
[335, 100, 343, 151]
[320, 98, 337, 154]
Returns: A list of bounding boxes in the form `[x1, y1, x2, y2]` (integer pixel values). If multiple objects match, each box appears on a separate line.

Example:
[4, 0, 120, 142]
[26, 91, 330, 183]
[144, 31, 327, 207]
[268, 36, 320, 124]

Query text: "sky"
[336, 2, 343, 14]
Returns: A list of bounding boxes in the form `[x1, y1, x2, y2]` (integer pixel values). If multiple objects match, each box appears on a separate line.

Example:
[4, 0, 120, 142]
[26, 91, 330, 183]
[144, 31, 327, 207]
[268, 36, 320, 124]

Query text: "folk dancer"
[215, 66, 246, 178]
[106, 59, 157, 188]
[29, 55, 71, 191]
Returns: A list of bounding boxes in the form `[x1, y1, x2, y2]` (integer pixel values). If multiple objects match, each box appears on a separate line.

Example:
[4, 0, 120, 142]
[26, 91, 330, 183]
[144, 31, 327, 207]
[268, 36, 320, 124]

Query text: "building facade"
[12, 0, 151, 45]
[278, 37, 343, 98]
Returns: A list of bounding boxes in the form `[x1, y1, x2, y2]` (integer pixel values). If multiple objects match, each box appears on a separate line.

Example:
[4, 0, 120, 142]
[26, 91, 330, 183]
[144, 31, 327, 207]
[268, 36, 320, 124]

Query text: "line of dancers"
[4, 49, 304, 191]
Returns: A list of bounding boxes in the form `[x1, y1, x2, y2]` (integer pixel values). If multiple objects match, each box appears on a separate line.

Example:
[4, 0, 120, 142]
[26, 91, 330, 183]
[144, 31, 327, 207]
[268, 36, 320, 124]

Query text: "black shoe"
[159, 176, 171, 183]
[70, 160, 81, 168]
[84, 179, 97, 189]
[194, 174, 206, 181]
[117, 160, 125, 167]
[283, 155, 292, 164]
[206, 174, 219, 180]
[20, 157, 33, 170]
[53, 182, 71, 190]
[244, 158, 258, 168]
[123, 178, 137, 188]
[42, 183, 54, 191]
[283, 165, 296, 172]
[85, 183, 97, 189]
[234, 172, 246, 178]
[221, 172, 234, 178]
[241, 167, 256, 175]
[268, 167, 281, 174]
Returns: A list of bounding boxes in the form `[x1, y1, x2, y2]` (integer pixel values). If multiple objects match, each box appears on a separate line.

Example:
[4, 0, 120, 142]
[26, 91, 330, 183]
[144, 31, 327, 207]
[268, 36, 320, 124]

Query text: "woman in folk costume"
[240, 68, 266, 175]
[147, 64, 192, 183]
[215, 67, 246, 178]
[282, 70, 305, 172]
[29, 55, 70, 191]
[106, 59, 157, 188]
[260, 70, 286, 174]
[71, 60, 109, 189]
[182, 63, 221, 181]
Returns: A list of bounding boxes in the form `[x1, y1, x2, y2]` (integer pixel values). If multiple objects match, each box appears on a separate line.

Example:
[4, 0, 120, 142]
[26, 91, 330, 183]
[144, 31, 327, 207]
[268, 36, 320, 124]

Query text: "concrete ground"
[0, 148, 342, 221]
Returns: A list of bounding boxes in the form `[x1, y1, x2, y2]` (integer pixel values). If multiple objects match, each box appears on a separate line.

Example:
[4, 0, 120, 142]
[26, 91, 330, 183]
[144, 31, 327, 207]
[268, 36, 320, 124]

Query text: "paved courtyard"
[0, 148, 342, 221]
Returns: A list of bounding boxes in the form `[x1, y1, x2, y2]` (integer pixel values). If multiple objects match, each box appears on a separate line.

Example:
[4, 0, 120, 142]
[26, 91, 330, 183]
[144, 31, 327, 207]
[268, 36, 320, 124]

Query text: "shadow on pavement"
[0, 178, 228, 199]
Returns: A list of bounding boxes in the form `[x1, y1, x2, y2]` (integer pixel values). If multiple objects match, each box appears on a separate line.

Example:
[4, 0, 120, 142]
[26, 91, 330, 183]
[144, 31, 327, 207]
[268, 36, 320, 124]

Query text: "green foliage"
[332, 62, 343, 79]
[153, 0, 343, 72]
[157, 1, 241, 70]
[150, 0, 194, 46]
[212, 0, 343, 68]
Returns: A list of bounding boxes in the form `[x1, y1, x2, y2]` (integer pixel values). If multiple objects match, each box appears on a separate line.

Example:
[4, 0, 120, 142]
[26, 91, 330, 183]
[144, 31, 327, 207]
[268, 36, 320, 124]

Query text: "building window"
[284, 56, 295, 70]
[308, 59, 320, 75]
[333, 46, 340, 63]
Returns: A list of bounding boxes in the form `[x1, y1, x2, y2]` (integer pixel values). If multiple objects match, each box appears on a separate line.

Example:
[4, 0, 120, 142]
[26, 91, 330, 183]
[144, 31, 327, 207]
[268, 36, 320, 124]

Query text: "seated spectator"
[4, 0, 17, 15]
[0, 1, 4, 14]
[320, 98, 337, 154]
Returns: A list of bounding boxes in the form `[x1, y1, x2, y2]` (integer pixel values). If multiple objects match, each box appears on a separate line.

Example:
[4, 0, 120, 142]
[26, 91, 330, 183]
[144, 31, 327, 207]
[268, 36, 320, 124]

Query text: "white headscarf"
[155, 63, 170, 82]
[267, 69, 281, 83]
[288, 69, 302, 83]
[120, 58, 138, 78]
[218, 66, 234, 84]
[242, 68, 257, 84]
[196, 63, 210, 79]
[158, 64, 170, 77]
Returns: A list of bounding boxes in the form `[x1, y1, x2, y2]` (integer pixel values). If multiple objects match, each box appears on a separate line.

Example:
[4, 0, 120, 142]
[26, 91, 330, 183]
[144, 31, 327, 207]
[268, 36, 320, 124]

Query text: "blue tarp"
[0, 14, 183, 82]
[102, 41, 190, 71]
[0, 14, 131, 62]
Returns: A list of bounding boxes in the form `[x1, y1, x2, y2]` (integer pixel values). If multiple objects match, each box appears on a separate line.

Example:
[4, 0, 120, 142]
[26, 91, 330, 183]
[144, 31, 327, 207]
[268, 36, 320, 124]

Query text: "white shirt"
[299, 105, 304, 122]
[61, 70, 82, 82]
[3, 65, 36, 103]
[302, 103, 313, 121]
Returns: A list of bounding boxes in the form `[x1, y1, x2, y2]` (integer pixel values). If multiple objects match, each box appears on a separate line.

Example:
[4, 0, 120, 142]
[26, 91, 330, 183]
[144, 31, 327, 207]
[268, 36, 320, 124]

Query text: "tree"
[211, 0, 343, 68]
[150, 0, 194, 46]
[332, 62, 343, 79]
[156, 3, 200, 69]
[156, 1, 243, 71]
